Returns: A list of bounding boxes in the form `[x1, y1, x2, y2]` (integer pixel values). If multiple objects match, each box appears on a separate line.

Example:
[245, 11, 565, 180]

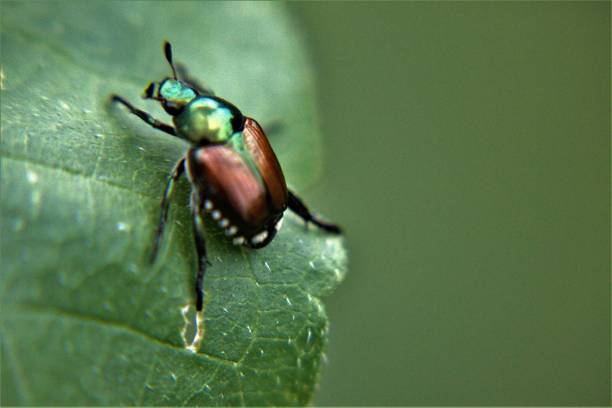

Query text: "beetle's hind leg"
[150, 158, 186, 263]
[287, 191, 342, 234]
[110, 95, 178, 136]
[190, 192, 208, 312]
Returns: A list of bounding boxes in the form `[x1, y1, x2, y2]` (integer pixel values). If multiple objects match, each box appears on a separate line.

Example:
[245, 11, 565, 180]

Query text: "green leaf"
[0, 2, 347, 405]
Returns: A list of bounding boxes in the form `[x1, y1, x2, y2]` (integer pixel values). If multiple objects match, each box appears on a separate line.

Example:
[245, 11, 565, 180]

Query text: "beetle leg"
[111, 95, 178, 136]
[175, 62, 215, 96]
[191, 191, 208, 311]
[150, 157, 186, 263]
[287, 190, 342, 234]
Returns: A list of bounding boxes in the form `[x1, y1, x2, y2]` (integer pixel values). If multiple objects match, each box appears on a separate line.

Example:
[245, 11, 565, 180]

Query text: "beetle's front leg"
[191, 191, 208, 312]
[287, 190, 342, 234]
[111, 95, 178, 137]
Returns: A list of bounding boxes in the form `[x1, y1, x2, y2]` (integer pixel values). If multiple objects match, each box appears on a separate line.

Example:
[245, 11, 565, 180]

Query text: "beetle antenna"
[164, 41, 178, 80]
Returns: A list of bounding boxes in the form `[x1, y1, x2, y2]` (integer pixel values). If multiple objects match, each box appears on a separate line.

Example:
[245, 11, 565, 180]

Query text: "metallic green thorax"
[175, 96, 240, 144]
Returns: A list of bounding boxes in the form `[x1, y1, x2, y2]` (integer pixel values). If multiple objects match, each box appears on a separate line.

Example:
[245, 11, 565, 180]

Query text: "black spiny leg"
[287, 191, 342, 234]
[111, 95, 177, 136]
[191, 192, 208, 311]
[150, 158, 186, 263]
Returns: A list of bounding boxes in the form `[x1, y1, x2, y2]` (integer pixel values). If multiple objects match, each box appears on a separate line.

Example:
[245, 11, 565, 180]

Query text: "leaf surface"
[0, 2, 346, 405]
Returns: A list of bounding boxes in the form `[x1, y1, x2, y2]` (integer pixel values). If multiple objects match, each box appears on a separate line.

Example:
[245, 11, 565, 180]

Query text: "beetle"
[111, 42, 341, 312]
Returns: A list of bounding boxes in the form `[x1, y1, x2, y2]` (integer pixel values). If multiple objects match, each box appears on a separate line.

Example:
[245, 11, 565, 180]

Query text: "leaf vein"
[10, 304, 238, 367]
[137, 352, 158, 405]
[1, 333, 32, 405]
[1, 151, 158, 201]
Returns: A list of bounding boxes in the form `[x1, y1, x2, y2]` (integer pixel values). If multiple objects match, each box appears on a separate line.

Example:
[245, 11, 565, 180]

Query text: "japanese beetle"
[111, 42, 341, 312]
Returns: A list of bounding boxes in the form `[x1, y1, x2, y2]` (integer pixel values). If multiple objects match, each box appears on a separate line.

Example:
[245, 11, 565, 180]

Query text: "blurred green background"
[288, 2, 610, 406]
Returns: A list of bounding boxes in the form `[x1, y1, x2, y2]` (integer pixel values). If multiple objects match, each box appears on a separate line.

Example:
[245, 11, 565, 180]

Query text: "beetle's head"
[142, 42, 197, 116]
[141, 41, 244, 144]
[143, 79, 196, 116]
